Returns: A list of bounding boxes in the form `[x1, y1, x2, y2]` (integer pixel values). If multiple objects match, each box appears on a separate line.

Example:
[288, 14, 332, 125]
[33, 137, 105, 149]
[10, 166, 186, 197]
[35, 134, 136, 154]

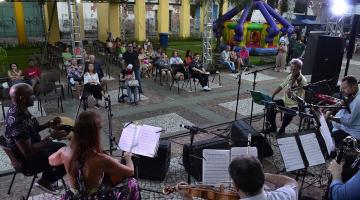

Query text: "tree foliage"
[280, 0, 289, 14]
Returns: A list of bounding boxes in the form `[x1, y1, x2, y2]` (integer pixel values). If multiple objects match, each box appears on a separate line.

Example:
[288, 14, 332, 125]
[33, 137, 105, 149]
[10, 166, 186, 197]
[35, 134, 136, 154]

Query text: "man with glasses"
[123, 44, 142, 93]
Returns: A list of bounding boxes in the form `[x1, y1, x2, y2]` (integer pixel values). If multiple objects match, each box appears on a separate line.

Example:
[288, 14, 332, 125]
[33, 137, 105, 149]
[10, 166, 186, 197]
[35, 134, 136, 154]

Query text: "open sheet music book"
[277, 132, 325, 172]
[202, 147, 258, 185]
[118, 124, 162, 158]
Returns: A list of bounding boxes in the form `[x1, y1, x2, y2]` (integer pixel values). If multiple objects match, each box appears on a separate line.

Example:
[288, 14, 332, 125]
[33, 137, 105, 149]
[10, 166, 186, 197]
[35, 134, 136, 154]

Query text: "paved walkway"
[0, 53, 359, 199]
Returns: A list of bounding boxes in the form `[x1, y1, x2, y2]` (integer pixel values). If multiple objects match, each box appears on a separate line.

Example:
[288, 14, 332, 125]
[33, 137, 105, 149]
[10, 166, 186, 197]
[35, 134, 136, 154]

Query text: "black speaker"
[302, 31, 327, 75]
[231, 120, 273, 158]
[302, 34, 345, 94]
[182, 137, 229, 181]
[133, 140, 171, 181]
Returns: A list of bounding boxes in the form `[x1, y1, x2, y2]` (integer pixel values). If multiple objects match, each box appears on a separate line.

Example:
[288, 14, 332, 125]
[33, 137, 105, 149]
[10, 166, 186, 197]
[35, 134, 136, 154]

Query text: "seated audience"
[170, 51, 186, 80]
[7, 63, 24, 86]
[67, 59, 83, 90]
[177, 155, 298, 200]
[87, 55, 104, 81]
[24, 59, 41, 89]
[238, 46, 250, 69]
[327, 160, 360, 200]
[62, 47, 73, 67]
[5, 83, 67, 194]
[190, 53, 211, 91]
[49, 111, 140, 199]
[230, 46, 241, 70]
[83, 63, 105, 109]
[121, 64, 139, 104]
[184, 50, 193, 68]
[221, 45, 237, 73]
[157, 52, 172, 85]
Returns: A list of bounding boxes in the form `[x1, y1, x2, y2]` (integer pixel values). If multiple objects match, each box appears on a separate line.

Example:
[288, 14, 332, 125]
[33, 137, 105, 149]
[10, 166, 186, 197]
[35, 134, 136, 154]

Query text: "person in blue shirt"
[325, 76, 360, 146]
[328, 160, 360, 200]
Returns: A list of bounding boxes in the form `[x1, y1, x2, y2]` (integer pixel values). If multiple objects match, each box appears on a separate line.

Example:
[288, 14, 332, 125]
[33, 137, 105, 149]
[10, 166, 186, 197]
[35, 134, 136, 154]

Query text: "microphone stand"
[105, 95, 116, 156]
[247, 66, 275, 125]
[187, 128, 198, 184]
[234, 71, 243, 121]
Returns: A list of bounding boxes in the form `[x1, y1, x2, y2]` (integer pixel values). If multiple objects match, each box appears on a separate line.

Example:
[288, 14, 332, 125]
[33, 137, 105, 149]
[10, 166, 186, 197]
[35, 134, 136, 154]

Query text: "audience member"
[5, 83, 67, 194]
[190, 53, 211, 91]
[83, 63, 105, 109]
[184, 50, 193, 68]
[138, 47, 152, 78]
[123, 43, 142, 93]
[291, 36, 306, 59]
[67, 59, 83, 90]
[170, 51, 186, 81]
[24, 59, 41, 89]
[238, 46, 250, 70]
[276, 41, 288, 72]
[88, 55, 104, 81]
[221, 45, 237, 73]
[49, 111, 140, 199]
[62, 47, 73, 67]
[121, 64, 139, 104]
[157, 52, 172, 85]
[230, 46, 241, 70]
[7, 63, 24, 86]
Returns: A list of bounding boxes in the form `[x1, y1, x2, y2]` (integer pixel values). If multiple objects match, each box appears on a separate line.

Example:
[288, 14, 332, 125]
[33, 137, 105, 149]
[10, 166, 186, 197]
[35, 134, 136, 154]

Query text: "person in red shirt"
[24, 59, 41, 89]
[237, 46, 250, 70]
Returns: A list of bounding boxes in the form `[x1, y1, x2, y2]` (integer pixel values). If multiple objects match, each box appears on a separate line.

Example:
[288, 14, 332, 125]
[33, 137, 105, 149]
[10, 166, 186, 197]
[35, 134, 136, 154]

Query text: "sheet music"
[299, 133, 325, 167]
[202, 149, 230, 185]
[132, 125, 162, 157]
[230, 147, 258, 160]
[118, 124, 161, 158]
[118, 124, 140, 152]
[319, 114, 335, 155]
[277, 137, 305, 172]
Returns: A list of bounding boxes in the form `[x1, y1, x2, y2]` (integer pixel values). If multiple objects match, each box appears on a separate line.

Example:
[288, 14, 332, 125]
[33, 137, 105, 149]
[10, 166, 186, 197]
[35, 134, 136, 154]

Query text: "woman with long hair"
[49, 111, 140, 200]
[83, 63, 105, 109]
[7, 63, 24, 86]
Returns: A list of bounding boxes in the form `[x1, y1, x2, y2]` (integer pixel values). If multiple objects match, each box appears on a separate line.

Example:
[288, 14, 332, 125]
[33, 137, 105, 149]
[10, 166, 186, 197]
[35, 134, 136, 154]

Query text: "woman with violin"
[324, 76, 360, 146]
[167, 155, 298, 200]
[49, 111, 141, 200]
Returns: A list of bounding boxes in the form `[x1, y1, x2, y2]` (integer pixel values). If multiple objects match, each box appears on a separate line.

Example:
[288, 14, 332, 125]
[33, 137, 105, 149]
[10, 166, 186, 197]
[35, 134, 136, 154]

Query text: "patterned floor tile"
[136, 113, 194, 134]
[0, 149, 12, 172]
[106, 89, 149, 105]
[219, 98, 265, 116]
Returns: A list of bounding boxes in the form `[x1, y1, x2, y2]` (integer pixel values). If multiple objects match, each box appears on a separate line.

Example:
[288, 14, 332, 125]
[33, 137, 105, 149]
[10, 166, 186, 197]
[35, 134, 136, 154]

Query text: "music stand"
[250, 91, 273, 132]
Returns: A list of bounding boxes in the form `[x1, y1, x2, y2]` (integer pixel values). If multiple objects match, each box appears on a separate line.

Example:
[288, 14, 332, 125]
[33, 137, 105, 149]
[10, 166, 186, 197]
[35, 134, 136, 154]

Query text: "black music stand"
[247, 66, 275, 125]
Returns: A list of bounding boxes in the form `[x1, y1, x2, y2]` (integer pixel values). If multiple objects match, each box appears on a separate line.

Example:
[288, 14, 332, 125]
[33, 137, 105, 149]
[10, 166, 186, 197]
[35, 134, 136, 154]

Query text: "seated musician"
[49, 111, 141, 200]
[324, 76, 360, 146]
[177, 155, 298, 200]
[264, 58, 307, 135]
[327, 160, 360, 200]
[4, 83, 67, 194]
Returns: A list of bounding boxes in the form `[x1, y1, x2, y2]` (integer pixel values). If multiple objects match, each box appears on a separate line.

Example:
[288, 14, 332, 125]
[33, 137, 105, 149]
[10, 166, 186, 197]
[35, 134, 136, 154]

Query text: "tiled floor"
[226, 72, 276, 82]
[219, 98, 265, 116]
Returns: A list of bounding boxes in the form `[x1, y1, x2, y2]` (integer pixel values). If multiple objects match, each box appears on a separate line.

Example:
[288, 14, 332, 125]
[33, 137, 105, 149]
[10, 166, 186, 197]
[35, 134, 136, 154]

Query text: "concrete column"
[199, 4, 204, 33]
[78, 3, 85, 40]
[13, 2, 27, 44]
[109, 3, 121, 38]
[222, 0, 228, 14]
[179, 0, 190, 38]
[158, 0, 169, 33]
[44, 2, 60, 45]
[97, 3, 109, 42]
[135, 0, 146, 41]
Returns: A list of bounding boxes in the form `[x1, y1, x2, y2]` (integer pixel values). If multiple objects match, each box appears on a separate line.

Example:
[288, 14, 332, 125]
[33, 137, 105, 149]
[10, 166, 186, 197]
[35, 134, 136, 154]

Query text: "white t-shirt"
[242, 186, 298, 200]
[84, 72, 100, 85]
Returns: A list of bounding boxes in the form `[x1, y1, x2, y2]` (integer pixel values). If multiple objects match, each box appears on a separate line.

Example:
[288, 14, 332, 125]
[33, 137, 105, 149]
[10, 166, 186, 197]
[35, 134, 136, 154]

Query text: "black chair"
[36, 81, 64, 116]
[0, 136, 67, 200]
[41, 70, 65, 99]
[1, 87, 12, 120]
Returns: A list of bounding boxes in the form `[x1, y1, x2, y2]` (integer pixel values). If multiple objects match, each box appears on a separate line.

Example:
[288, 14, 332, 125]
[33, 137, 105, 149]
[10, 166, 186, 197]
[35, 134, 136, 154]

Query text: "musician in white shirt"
[84, 63, 105, 109]
[177, 155, 298, 200]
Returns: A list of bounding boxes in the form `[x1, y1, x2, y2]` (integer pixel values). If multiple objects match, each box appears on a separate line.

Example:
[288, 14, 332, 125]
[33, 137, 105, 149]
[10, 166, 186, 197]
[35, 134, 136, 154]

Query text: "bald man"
[4, 83, 67, 194]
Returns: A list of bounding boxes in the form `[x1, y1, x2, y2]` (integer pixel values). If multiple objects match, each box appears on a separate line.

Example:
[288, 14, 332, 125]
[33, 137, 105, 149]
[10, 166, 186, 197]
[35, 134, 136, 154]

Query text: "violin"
[163, 183, 239, 200]
[50, 116, 75, 140]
